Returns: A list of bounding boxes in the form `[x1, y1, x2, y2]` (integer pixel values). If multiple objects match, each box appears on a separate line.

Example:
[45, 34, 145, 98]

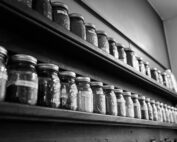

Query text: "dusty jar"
[139, 96, 149, 120]
[144, 61, 151, 78]
[124, 91, 134, 118]
[125, 48, 136, 68]
[151, 100, 158, 121]
[108, 37, 118, 59]
[146, 98, 153, 120]
[151, 68, 159, 81]
[17, 0, 32, 8]
[117, 43, 127, 63]
[131, 93, 141, 119]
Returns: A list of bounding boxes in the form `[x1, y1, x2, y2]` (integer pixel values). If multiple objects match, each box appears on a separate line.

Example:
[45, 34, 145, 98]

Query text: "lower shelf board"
[0, 102, 176, 129]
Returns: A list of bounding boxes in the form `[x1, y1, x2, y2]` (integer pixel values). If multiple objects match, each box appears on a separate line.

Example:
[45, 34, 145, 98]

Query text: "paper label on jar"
[0, 72, 7, 80]
[9, 80, 38, 89]
[57, 10, 67, 15]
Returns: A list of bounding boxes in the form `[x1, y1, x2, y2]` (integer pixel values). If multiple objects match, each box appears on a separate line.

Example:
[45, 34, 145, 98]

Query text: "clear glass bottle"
[146, 98, 153, 120]
[124, 91, 134, 118]
[131, 93, 141, 119]
[139, 96, 149, 120]
[108, 37, 118, 59]
[144, 61, 151, 78]
[156, 101, 163, 122]
[151, 100, 158, 121]
[117, 43, 127, 63]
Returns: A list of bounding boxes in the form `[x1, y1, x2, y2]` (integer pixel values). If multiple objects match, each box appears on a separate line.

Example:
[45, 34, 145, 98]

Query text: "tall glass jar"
[114, 89, 126, 117]
[131, 93, 141, 119]
[171, 107, 176, 123]
[139, 96, 149, 120]
[6, 54, 38, 105]
[146, 98, 153, 120]
[157, 70, 163, 85]
[164, 104, 170, 123]
[156, 101, 163, 122]
[85, 23, 98, 47]
[161, 103, 167, 122]
[151, 100, 158, 121]
[17, 0, 32, 8]
[144, 61, 151, 78]
[117, 43, 127, 63]
[137, 57, 146, 74]
[151, 68, 159, 81]
[124, 91, 134, 118]
[162, 72, 169, 88]
[169, 106, 174, 123]
[60, 71, 78, 110]
[108, 37, 118, 59]
[70, 13, 86, 40]
[97, 31, 109, 54]
[91, 81, 106, 114]
[76, 77, 93, 113]
[103, 85, 117, 116]
[125, 48, 136, 69]
[51, 2, 70, 30]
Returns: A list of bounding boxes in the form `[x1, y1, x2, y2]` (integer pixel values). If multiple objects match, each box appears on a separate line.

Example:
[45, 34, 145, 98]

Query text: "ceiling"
[147, 0, 177, 21]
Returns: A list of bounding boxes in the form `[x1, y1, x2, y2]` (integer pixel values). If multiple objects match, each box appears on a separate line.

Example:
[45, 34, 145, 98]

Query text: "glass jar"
[114, 89, 126, 117]
[162, 72, 169, 88]
[17, 0, 32, 8]
[139, 96, 149, 120]
[125, 48, 136, 68]
[144, 61, 151, 78]
[0, 46, 8, 102]
[32, 0, 52, 20]
[137, 57, 146, 74]
[85, 23, 98, 47]
[6, 54, 38, 105]
[103, 85, 117, 116]
[160, 103, 167, 122]
[37, 63, 60, 108]
[169, 106, 174, 123]
[97, 30, 110, 54]
[157, 70, 163, 85]
[151, 100, 158, 121]
[91, 81, 106, 114]
[59, 71, 78, 110]
[156, 101, 163, 122]
[124, 91, 134, 118]
[151, 68, 159, 81]
[51, 2, 70, 30]
[131, 93, 141, 119]
[164, 104, 170, 123]
[108, 37, 118, 59]
[134, 54, 140, 71]
[146, 98, 153, 120]
[171, 107, 176, 123]
[117, 43, 127, 63]
[175, 108, 177, 123]
[76, 77, 93, 113]
[166, 75, 172, 89]
[70, 13, 86, 40]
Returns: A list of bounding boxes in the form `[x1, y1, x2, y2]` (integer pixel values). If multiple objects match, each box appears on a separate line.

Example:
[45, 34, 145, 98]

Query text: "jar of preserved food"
[32, 0, 52, 20]
[160, 103, 166, 122]
[151, 68, 159, 81]
[137, 57, 146, 74]
[114, 89, 126, 117]
[124, 91, 134, 118]
[70, 13, 86, 40]
[103, 85, 117, 116]
[17, 0, 32, 8]
[6, 54, 38, 105]
[91, 81, 106, 114]
[157, 70, 163, 85]
[97, 30, 109, 54]
[162, 72, 169, 88]
[117, 43, 127, 63]
[108, 37, 118, 59]
[0, 46, 8, 102]
[85, 23, 98, 47]
[131, 93, 141, 119]
[76, 77, 93, 113]
[146, 98, 153, 120]
[125, 48, 136, 68]
[144, 61, 151, 78]
[51, 2, 70, 30]
[156, 101, 163, 122]
[139, 96, 149, 120]
[151, 100, 158, 121]
[60, 71, 78, 110]
[164, 104, 170, 123]
[37, 63, 60, 108]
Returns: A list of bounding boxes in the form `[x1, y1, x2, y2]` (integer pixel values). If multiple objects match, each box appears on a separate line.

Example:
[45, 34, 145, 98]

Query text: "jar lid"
[103, 85, 114, 90]
[108, 37, 116, 43]
[116, 43, 124, 47]
[12, 54, 37, 64]
[114, 88, 123, 93]
[96, 30, 107, 36]
[157, 70, 161, 73]
[151, 67, 157, 71]
[60, 71, 76, 78]
[160, 102, 164, 106]
[123, 91, 131, 96]
[144, 61, 149, 65]
[0, 46, 7, 56]
[38, 63, 59, 71]
[155, 101, 160, 105]
[91, 81, 103, 87]
[145, 98, 150, 102]
[51, 2, 69, 10]
[124, 47, 134, 52]
[85, 23, 96, 29]
[69, 13, 84, 21]
[139, 96, 145, 100]
[131, 93, 138, 98]
[136, 56, 143, 61]
[76, 77, 90, 82]
[150, 100, 155, 104]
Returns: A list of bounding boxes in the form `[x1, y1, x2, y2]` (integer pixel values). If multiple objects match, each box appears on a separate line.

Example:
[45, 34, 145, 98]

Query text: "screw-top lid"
[69, 13, 84, 21]
[76, 77, 90, 82]
[96, 30, 107, 36]
[51, 1, 68, 11]
[114, 88, 123, 93]
[150, 99, 155, 104]
[91, 81, 103, 87]
[60, 71, 76, 78]
[116, 43, 124, 47]
[139, 96, 145, 100]
[38, 63, 59, 71]
[12, 54, 37, 64]
[85, 23, 96, 29]
[144, 61, 149, 65]
[157, 70, 161, 73]
[131, 93, 138, 98]
[151, 67, 157, 71]
[160, 102, 164, 106]
[123, 91, 131, 96]
[145, 98, 150, 102]
[136, 56, 143, 61]
[155, 101, 160, 105]
[103, 85, 114, 90]
[124, 47, 134, 52]
[0, 46, 7, 56]
[108, 37, 116, 43]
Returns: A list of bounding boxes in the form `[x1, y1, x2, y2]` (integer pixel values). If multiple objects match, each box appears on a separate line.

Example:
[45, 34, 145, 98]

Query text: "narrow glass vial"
[156, 101, 163, 122]
[124, 91, 134, 118]
[17, 0, 32, 8]
[131, 93, 141, 119]
[139, 96, 149, 120]
[125, 48, 136, 69]
[146, 98, 153, 120]
[151, 100, 158, 121]
[161, 103, 167, 122]
[151, 68, 159, 81]
[137, 57, 146, 74]
[108, 37, 118, 59]
[117, 43, 127, 63]
[97, 31, 109, 54]
[144, 61, 151, 78]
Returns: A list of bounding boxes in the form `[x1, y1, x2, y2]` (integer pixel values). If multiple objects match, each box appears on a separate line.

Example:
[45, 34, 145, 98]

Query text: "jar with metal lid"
[76, 77, 93, 113]
[117, 43, 127, 63]
[97, 30, 110, 54]
[59, 71, 78, 110]
[124, 48, 136, 68]
[108, 37, 118, 59]
[144, 61, 151, 78]
[85, 23, 98, 47]
[124, 91, 134, 118]
[137, 57, 146, 74]
[156, 101, 162, 122]
[6, 54, 38, 105]
[146, 98, 153, 120]
[151, 100, 158, 121]
[17, 0, 32, 8]
[164, 104, 170, 123]
[103, 85, 117, 116]
[131, 93, 141, 119]
[70, 13, 86, 40]
[91, 81, 106, 114]
[160, 103, 166, 122]
[37, 63, 60, 108]
[139, 96, 149, 120]
[51, 2, 70, 30]
[0, 46, 8, 102]
[151, 68, 159, 81]
[32, 0, 52, 20]
[114, 89, 126, 117]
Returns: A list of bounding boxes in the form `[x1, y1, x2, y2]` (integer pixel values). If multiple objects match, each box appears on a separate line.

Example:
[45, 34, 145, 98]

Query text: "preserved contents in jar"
[139, 96, 149, 120]
[6, 54, 38, 105]
[151, 68, 159, 81]
[114, 89, 126, 117]
[144, 61, 151, 78]
[91, 82, 106, 114]
[146, 98, 153, 120]
[156, 101, 163, 122]
[131, 93, 141, 119]
[37, 63, 60, 108]
[0, 46, 8, 102]
[157, 70, 163, 85]
[164, 104, 170, 123]
[17, 0, 32, 8]
[32, 0, 52, 20]
[103, 85, 117, 115]
[70, 13, 86, 40]
[97, 31, 109, 54]
[124, 91, 134, 118]
[125, 48, 136, 68]
[151, 100, 158, 121]
[77, 77, 93, 113]
[51, 2, 70, 30]
[60, 71, 78, 110]
[85, 23, 98, 47]
[108, 37, 118, 59]
[137, 57, 146, 74]
[117, 43, 127, 63]
[160, 103, 166, 122]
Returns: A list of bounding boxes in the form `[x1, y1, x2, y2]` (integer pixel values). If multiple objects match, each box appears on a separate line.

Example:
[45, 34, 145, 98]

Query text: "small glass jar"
[97, 30, 110, 54]
[164, 104, 170, 123]
[76, 77, 93, 113]
[137, 57, 146, 74]
[32, 0, 52, 20]
[124, 91, 134, 118]
[37, 63, 60, 108]
[146, 98, 153, 120]
[91, 81, 106, 114]
[17, 0, 32, 8]
[151, 68, 159, 81]
[169, 106, 174, 123]
[70, 13, 86, 40]
[151, 100, 158, 121]
[157, 70, 163, 85]
[131, 93, 141, 119]
[144, 61, 151, 78]
[51, 2, 70, 30]
[171, 107, 176, 123]
[139, 96, 149, 120]
[114, 89, 126, 117]
[108, 37, 118, 59]
[85, 23, 98, 47]
[162, 72, 169, 88]
[124, 48, 136, 68]
[160, 103, 166, 122]
[156, 101, 163, 122]
[117, 43, 127, 63]
[166, 75, 172, 89]
[134, 54, 140, 71]
[103, 85, 117, 116]
[6, 54, 38, 105]
[60, 71, 78, 110]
